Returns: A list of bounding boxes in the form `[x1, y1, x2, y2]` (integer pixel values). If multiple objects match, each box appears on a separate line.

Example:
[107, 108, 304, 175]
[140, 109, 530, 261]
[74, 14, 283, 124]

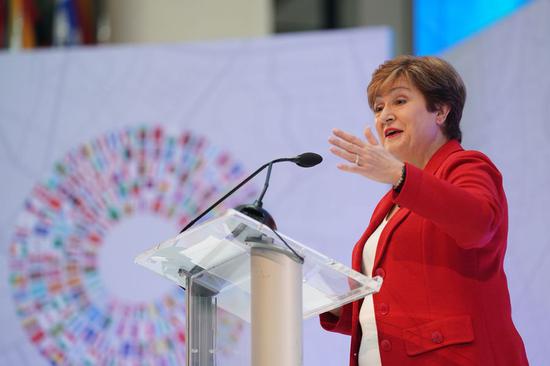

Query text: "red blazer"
[321, 140, 528, 366]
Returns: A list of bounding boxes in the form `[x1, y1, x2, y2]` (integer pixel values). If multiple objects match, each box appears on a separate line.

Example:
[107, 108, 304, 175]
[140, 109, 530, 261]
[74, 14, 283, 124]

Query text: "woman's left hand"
[328, 127, 404, 185]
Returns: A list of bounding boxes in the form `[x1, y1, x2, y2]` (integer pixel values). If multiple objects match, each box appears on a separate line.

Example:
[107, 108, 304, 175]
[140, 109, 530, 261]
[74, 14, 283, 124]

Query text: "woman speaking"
[323, 55, 528, 366]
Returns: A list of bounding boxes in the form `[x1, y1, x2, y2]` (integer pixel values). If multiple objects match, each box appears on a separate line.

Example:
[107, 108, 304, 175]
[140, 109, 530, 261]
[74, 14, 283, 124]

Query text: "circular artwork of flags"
[8, 126, 256, 365]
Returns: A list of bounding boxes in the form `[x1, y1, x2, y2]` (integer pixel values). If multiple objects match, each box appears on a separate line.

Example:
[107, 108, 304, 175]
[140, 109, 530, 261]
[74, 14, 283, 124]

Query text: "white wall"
[443, 0, 550, 364]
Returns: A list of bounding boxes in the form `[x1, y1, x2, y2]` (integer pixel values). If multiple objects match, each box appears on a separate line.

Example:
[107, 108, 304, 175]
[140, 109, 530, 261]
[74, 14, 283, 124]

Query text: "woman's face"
[373, 77, 449, 168]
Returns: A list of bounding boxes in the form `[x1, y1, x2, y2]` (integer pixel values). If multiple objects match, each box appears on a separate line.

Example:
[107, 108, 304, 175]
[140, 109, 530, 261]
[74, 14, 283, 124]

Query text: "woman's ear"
[435, 104, 451, 125]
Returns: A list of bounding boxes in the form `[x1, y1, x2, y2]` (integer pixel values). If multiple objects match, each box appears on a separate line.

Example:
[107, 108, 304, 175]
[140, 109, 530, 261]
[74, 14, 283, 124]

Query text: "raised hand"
[328, 127, 404, 185]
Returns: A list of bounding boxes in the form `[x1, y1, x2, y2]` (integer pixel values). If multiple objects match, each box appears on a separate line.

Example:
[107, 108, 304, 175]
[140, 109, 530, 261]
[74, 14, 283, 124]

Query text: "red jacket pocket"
[403, 315, 475, 356]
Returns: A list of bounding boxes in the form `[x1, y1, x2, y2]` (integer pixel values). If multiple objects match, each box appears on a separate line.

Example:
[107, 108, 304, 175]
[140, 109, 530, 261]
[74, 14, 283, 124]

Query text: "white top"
[358, 216, 390, 366]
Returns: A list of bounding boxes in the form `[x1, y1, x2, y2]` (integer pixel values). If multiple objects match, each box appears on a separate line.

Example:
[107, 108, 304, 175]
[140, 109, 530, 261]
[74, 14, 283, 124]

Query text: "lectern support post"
[251, 245, 303, 366]
[185, 279, 217, 366]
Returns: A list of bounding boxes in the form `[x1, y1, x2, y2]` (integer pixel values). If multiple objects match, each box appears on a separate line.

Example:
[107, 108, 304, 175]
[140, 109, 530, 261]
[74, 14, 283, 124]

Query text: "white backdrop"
[0, 28, 391, 365]
[444, 0, 550, 364]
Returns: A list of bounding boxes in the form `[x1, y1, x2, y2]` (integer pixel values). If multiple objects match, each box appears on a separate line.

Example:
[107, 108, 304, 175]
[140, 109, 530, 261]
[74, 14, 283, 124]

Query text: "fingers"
[336, 162, 364, 174]
[364, 126, 379, 145]
[328, 134, 362, 155]
[329, 129, 366, 164]
[329, 145, 357, 164]
[329, 127, 380, 170]
[332, 129, 366, 148]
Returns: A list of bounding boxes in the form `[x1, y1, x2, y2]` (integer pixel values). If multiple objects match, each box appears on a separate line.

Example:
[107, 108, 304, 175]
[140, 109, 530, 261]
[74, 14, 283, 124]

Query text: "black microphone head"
[294, 152, 323, 168]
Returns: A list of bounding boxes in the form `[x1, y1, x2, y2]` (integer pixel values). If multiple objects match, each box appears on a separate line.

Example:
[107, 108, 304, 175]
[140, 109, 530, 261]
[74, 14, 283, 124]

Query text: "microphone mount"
[179, 153, 322, 233]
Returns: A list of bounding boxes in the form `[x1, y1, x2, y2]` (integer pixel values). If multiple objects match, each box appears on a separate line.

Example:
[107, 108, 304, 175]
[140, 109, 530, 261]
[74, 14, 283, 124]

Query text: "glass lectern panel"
[135, 209, 382, 320]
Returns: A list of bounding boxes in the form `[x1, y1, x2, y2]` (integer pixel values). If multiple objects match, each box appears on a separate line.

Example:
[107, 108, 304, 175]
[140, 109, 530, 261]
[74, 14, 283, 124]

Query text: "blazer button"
[380, 339, 392, 352]
[374, 268, 386, 279]
[431, 331, 443, 344]
[378, 303, 389, 316]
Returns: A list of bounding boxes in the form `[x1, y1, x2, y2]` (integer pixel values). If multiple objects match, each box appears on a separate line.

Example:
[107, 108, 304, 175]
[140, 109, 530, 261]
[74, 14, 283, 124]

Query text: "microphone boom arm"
[254, 161, 273, 207]
[179, 158, 293, 233]
[179, 153, 321, 233]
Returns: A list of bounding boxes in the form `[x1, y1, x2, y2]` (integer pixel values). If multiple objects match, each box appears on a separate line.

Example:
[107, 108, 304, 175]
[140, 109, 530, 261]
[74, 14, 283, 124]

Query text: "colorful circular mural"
[8, 126, 255, 365]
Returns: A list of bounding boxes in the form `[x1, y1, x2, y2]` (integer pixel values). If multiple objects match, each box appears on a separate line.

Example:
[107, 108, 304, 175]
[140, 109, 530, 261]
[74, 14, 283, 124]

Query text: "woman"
[323, 56, 528, 366]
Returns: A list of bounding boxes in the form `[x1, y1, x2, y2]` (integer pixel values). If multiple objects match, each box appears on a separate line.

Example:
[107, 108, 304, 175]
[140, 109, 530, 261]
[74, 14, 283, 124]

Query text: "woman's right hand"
[329, 127, 403, 186]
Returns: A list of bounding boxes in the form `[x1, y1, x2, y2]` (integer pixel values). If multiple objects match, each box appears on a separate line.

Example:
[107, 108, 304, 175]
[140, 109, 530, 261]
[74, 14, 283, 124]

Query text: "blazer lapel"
[362, 140, 464, 272]
[372, 206, 410, 270]
[352, 191, 394, 272]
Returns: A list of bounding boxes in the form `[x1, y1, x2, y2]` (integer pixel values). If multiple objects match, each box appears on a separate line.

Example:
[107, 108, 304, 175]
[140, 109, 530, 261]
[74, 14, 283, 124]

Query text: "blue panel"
[414, 0, 532, 55]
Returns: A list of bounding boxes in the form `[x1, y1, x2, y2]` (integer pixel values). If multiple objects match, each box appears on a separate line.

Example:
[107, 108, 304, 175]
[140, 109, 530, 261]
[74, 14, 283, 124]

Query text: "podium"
[135, 209, 382, 366]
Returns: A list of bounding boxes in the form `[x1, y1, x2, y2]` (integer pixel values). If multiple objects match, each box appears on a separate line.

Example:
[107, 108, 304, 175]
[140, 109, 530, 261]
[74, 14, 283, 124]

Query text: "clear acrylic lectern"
[135, 209, 382, 366]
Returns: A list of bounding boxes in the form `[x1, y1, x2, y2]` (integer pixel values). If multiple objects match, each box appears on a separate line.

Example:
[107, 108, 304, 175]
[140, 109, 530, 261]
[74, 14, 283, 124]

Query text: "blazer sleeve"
[393, 151, 505, 249]
[319, 302, 354, 336]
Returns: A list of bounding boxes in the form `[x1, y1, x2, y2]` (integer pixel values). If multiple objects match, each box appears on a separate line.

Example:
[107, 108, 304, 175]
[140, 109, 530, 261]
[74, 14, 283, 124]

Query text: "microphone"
[293, 152, 323, 168]
[179, 152, 322, 233]
[238, 153, 322, 229]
